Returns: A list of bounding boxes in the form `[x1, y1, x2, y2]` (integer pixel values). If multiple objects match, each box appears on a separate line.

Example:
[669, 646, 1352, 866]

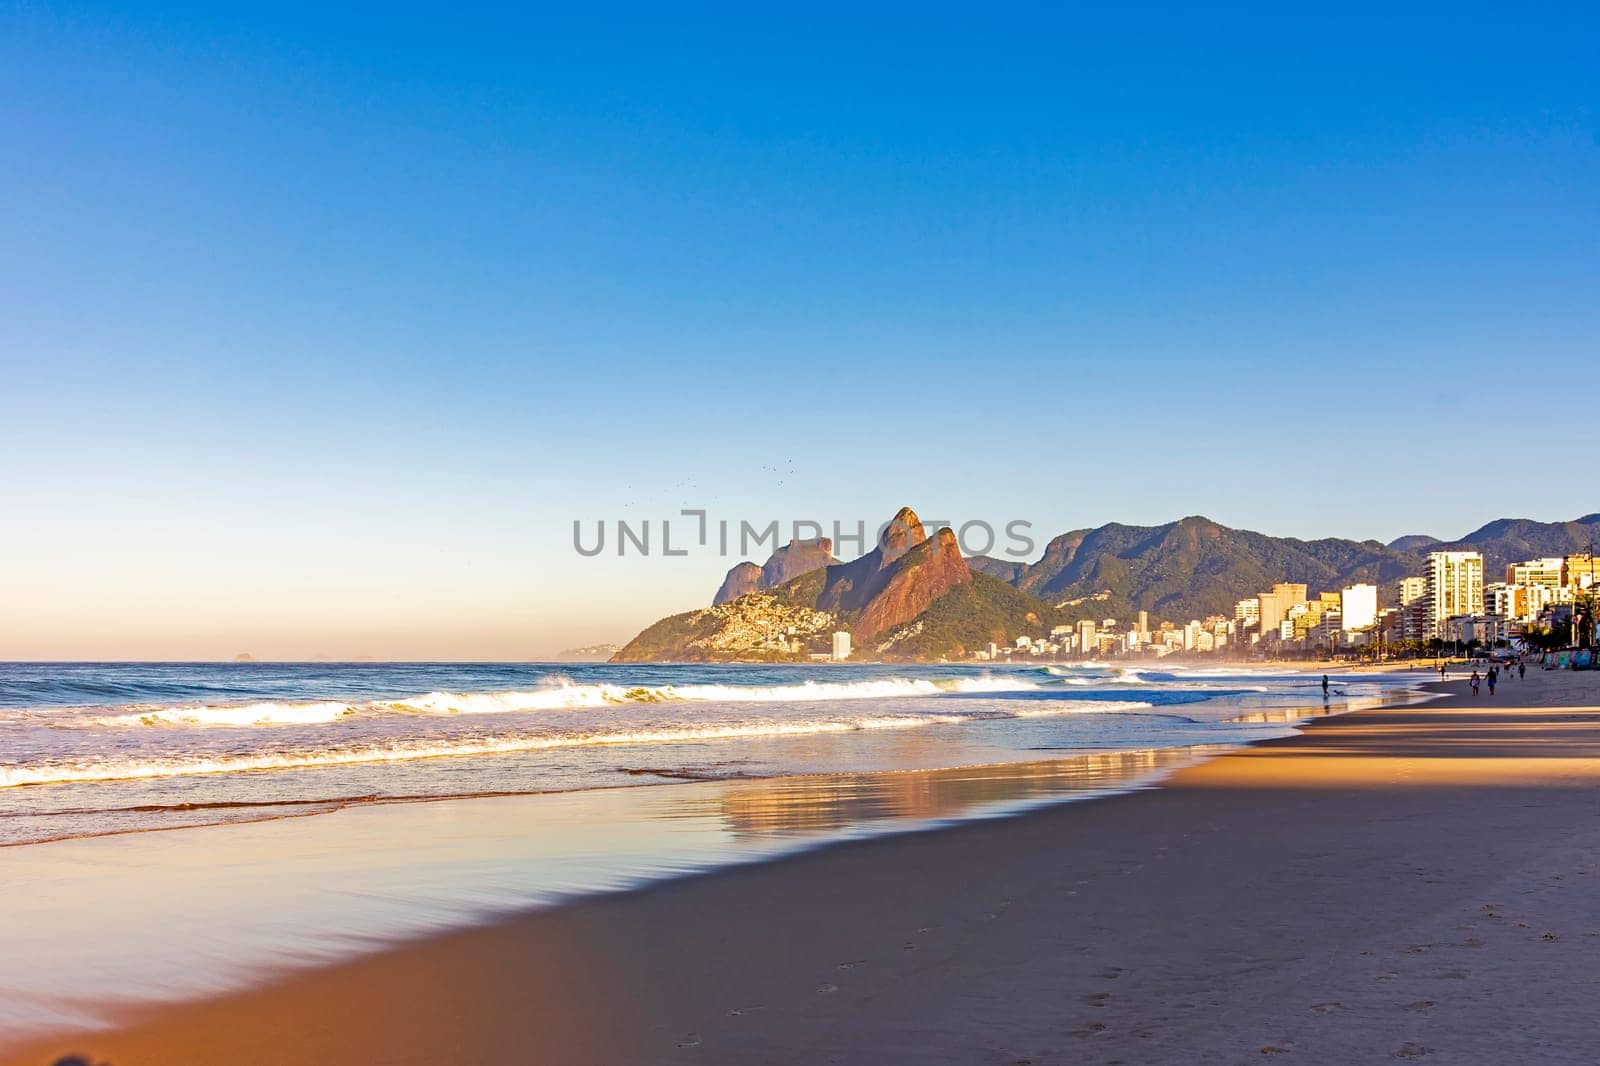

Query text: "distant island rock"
[552, 643, 621, 662]
[233, 653, 256, 662]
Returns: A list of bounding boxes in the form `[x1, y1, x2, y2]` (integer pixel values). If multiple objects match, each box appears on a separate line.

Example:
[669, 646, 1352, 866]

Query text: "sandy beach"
[9, 665, 1600, 1065]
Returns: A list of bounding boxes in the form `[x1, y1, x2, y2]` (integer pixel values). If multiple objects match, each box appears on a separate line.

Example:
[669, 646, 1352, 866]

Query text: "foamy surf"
[0, 699, 1129, 789]
[92, 701, 357, 728]
[388, 676, 1043, 712]
[0, 662, 1421, 850]
[70, 675, 1045, 729]
[1044, 665, 1148, 685]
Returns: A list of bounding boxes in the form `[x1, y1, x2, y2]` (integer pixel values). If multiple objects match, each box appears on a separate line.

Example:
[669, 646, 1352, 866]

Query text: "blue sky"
[1, 4, 1596, 658]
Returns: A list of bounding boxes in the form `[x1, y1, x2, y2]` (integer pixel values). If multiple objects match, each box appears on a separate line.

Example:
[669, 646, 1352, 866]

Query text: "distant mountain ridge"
[971, 512, 1600, 624]
[1431, 515, 1600, 571]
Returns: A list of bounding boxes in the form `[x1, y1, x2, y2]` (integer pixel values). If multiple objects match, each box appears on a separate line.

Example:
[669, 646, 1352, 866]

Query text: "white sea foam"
[76, 676, 1045, 728]
[92, 701, 357, 728]
[397, 676, 1039, 711]
[388, 685, 622, 714]
[1013, 701, 1149, 718]
[0, 699, 1128, 789]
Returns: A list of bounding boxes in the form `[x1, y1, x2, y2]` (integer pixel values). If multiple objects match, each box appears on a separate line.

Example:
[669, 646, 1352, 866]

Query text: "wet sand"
[10, 666, 1600, 1065]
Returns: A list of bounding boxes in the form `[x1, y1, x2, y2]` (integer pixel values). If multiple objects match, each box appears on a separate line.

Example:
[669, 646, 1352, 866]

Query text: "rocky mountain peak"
[878, 506, 927, 567]
[854, 525, 972, 641]
[712, 561, 763, 606]
[713, 538, 840, 606]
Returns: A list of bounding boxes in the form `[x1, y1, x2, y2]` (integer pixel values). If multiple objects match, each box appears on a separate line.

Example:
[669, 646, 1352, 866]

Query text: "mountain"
[712, 538, 839, 605]
[1387, 534, 1441, 554]
[854, 527, 972, 640]
[1002, 516, 1414, 623]
[966, 555, 1026, 583]
[988, 513, 1600, 625]
[712, 562, 762, 605]
[1436, 515, 1600, 575]
[873, 573, 1065, 660]
[614, 507, 1049, 662]
[614, 509, 1600, 663]
[815, 507, 931, 616]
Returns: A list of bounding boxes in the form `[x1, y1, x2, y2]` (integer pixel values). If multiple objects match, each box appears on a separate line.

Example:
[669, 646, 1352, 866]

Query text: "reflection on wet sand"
[0, 743, 1220, 1043]
[709, 747, 1217, 837]
[1224, 686, 1425, 726]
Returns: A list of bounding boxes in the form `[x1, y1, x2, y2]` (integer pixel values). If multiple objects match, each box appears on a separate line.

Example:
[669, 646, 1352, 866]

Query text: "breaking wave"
[1, 698, 1143, 789]
[77, 676, 1044, 729]
[1045, 666, 1148, 685]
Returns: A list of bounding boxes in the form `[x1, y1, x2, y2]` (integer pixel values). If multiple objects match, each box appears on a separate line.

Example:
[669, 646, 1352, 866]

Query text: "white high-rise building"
[1076, 620, 1097, 657]
[1507, 558, 1565, 589]
[1424, 551, 1484, 637]
[1340, 583, 1378, 634]
[830, 631, 852, 661]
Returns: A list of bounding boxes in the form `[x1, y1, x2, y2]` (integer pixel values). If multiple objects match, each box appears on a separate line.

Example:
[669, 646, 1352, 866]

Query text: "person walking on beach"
[1470, 670, 1480, 695]
[1487, 666, 1497, 696]
[1519, 661, 1526, 680]
[1322, 674, 1330, 699]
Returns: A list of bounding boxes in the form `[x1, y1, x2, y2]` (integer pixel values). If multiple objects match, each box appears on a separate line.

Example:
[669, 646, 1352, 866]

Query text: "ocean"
[1, 660, 1418, 847]
[0, 659, 1431, 1038]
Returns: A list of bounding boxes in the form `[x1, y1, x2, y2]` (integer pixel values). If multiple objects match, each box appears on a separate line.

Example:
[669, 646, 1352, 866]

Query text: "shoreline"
[16, 667, 1600, 1062]
[1, 662, 1386, 849]
[9, 669, 1536, 1056]
[0, 727, 1325, 1046]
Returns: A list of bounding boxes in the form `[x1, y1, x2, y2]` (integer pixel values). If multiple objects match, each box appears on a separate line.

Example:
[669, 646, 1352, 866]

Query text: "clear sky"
[2, 4, 1596, 659]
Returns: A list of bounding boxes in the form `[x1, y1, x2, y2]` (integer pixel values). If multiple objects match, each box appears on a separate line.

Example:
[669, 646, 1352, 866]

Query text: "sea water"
[0, 660, 1428, 1040]
[0, 660, 1414, 846]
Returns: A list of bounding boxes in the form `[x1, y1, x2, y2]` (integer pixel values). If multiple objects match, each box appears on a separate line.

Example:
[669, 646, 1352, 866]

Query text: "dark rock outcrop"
[853, 527, 973, 640]
[617, 505, 990, 661]
[761, 538, 836, 588]
[713, 539, 839, 605]
[712, 562, 763, 606]
[877, 506, 927, 567]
